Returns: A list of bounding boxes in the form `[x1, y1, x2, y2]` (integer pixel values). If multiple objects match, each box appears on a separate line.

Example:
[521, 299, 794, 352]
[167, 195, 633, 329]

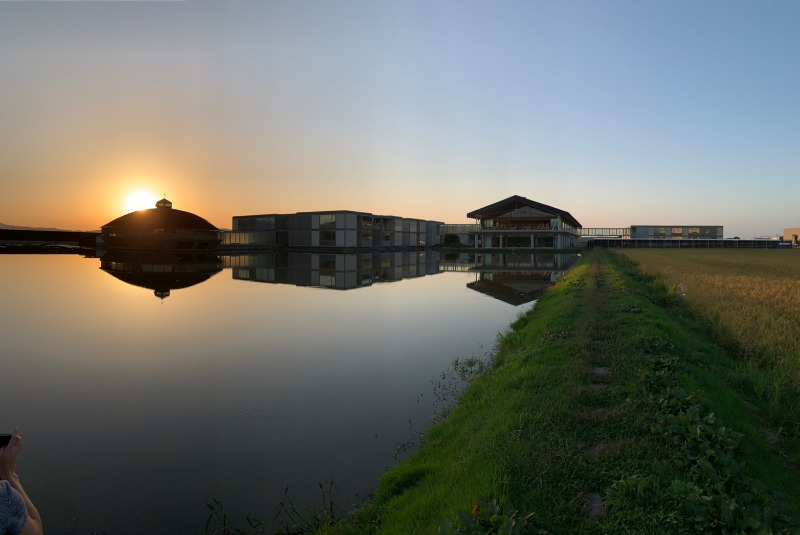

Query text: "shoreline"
[310, 248, 800, 533]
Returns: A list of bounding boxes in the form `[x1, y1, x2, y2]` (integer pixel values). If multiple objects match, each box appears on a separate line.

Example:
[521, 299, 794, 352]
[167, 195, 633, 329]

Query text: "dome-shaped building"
[101, 198, 220, 251]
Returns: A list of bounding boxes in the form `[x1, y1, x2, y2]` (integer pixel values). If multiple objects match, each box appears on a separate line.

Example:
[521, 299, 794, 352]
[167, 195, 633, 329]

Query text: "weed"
[438, 499, 547, 535]
[205, 499, 264, 535]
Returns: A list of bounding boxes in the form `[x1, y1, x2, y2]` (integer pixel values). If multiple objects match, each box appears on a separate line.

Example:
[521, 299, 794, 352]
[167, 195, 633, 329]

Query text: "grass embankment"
[321, 248, 800, 534]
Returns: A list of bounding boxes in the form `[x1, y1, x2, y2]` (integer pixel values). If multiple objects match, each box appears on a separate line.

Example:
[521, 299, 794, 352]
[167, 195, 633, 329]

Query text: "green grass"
[212, 249, 800, 534]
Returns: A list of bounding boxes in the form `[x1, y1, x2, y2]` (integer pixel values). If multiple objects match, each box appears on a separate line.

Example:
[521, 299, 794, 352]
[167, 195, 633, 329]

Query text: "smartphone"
[0, 434, 11, 449]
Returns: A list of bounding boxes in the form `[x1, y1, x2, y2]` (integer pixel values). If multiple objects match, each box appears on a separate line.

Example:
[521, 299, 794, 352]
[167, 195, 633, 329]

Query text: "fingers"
[9, 427, 22, 450]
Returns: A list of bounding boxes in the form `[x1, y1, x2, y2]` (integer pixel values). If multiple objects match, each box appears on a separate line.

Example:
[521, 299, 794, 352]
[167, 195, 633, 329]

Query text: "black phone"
[0, 434, 11, 448]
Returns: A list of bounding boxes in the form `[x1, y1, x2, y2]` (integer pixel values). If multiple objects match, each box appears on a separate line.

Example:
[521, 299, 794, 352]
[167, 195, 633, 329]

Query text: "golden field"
[620, 248, 800, 402]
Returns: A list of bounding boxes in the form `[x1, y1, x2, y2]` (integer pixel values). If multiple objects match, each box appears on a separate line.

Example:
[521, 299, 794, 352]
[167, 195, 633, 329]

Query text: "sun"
[125, 191, 158, 213]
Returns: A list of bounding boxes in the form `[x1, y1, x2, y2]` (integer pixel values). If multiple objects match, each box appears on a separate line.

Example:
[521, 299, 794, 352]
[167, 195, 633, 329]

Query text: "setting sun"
[125, 191, 158, 213]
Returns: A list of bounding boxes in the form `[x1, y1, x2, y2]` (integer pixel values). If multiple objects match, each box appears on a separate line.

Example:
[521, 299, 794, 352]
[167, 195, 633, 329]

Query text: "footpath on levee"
[291, 249, 800, 534]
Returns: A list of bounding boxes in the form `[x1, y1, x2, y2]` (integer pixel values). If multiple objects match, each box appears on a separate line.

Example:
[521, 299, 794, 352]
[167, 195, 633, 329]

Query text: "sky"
[1, 1, 798, 238]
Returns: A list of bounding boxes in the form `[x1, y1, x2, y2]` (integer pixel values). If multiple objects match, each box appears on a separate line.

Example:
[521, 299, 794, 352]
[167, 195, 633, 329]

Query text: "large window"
[320, 214, 336, 228]
[320, 230, 336, 243]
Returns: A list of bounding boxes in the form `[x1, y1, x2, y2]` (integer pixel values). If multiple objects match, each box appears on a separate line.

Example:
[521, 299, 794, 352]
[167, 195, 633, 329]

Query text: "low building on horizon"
[630, 225, 723, 240]
[783, 228, 800, 245]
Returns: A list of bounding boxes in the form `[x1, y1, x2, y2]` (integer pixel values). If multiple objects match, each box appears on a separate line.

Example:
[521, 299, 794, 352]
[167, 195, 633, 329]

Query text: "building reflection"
[448, 253, 579, 305]
[100, 250, 223, 299]
[98, 250, 578, 302]
[223, 251, 440, 290]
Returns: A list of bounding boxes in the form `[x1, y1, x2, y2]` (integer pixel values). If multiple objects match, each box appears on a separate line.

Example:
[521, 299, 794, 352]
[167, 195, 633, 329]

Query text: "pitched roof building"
[467, 195, 581, 249]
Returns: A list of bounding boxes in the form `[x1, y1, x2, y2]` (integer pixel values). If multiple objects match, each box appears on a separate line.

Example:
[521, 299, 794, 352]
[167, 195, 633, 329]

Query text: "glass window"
[320, 230, 336, 242]
[320, 257, 336, 270]
[320, 214, 336, 227]
[672, 227, 683, 234]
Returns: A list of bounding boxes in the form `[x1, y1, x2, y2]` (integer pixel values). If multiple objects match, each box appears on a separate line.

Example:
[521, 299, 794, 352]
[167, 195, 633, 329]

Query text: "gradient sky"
[1, 1, 798, 237]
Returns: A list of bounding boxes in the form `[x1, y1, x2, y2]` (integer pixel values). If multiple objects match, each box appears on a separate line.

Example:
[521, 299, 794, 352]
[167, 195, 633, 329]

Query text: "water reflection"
[442, 252, 578, 305]
[223, 251, 440, 289]
[0, 251, 578, 534]
[469, 254, 576, 305]
[100, 250, 223, 299]
[97, 250, 578, 300]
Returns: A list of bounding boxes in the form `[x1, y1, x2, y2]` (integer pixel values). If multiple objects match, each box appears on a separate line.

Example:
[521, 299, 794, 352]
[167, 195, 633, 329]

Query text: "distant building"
[101, 198, 220, 251]
[223, 210, 443, 250]
[630, 225, 723, 240]
[783, 228, 800, 246]
[466, 195, 582, 249]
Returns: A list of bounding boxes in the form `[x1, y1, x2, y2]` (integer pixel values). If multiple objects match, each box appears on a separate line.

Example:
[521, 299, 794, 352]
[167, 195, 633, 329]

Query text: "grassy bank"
[214, 249, 800, 534]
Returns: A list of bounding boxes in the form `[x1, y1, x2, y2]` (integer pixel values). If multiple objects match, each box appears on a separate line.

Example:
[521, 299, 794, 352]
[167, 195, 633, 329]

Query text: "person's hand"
[0, 426, 23, 481]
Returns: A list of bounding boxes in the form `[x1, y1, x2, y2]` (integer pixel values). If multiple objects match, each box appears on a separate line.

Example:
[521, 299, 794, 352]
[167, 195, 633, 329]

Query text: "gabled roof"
[467, 195, 582, 229]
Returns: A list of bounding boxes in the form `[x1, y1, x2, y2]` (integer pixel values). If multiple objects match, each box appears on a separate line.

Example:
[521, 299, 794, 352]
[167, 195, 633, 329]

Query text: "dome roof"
[102, 199, 218, 231]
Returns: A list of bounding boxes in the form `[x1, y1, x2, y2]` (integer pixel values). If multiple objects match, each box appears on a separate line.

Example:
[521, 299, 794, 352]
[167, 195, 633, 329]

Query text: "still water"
[0, 250, 575, 534]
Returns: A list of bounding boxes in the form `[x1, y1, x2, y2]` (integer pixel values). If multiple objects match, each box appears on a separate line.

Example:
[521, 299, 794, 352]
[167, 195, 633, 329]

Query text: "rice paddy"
[619, 248, 800, 411]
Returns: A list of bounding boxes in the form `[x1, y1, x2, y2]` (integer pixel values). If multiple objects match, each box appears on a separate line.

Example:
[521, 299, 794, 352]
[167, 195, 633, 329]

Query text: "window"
[320, 230, 336, 243]
[320, 214, 336, 227]
[671, 227, 683, 235]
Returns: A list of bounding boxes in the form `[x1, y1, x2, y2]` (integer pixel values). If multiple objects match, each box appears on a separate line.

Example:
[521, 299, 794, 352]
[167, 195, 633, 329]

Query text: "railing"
[438, 224, 582, 234]
[438, 224, 480, 234]
[438, 263, 476, 272]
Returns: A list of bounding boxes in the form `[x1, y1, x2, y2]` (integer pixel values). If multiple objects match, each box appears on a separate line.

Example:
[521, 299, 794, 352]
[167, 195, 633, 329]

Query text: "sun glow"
[125, 191, 158, 213]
